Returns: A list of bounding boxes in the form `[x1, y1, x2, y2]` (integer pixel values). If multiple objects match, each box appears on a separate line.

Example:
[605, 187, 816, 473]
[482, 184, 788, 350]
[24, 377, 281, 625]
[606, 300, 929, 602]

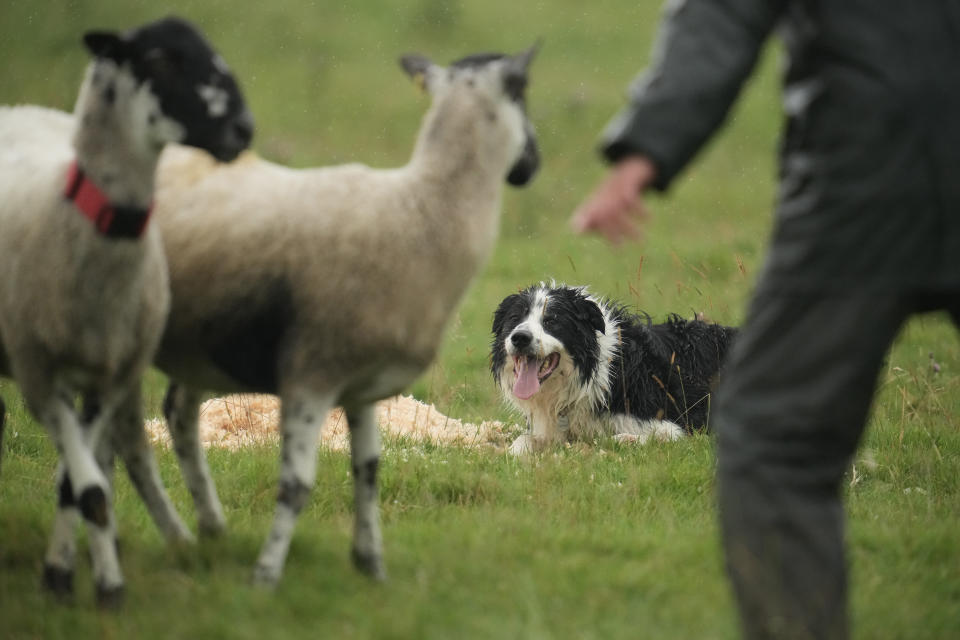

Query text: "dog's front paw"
[508, 434, 536, 456]
[614, 420, 684, 445]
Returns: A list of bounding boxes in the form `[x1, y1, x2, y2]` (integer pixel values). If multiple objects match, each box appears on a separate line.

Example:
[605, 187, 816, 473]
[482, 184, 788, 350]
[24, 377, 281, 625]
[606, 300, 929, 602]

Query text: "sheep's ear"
[502, 41, 540, 100]
[83, 30, 128, 63]
[399, 54, 434, 93]
[504, 41, 540, 79]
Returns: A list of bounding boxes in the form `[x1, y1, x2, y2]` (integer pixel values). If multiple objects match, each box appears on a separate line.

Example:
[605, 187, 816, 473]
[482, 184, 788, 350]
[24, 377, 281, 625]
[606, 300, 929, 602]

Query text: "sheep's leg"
[113, 387, 195, 544]
[44, 395, 113, 598]
[253, 389, 333, 587]
[43, 396, 105, 598]
[37, 394, 124, 607]
[86, 395, 116, 491]
[80, 397, 127, 607]
[44, 460, 81, 598]
[345, 404, 386, 580]
[164, 383, 226, 536]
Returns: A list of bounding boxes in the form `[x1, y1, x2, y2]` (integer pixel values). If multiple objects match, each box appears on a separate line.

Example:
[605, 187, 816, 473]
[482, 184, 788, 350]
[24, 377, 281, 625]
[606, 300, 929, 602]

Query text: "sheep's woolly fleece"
[145, 395, 518, 451]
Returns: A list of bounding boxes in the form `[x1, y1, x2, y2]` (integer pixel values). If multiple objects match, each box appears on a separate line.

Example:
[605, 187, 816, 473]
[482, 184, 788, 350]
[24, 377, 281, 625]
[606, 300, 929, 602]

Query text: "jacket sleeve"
[601, 0, 786, 191]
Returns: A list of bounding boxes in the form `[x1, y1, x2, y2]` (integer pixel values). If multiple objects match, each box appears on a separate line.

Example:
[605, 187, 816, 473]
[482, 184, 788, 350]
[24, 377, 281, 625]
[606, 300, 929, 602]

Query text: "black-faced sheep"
[0, 16, 252, 606]
[135, 47, 539, 586]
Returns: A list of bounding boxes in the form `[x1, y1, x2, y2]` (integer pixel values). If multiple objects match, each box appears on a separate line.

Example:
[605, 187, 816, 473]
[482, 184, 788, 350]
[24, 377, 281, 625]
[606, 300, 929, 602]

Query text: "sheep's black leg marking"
[253, 390, 333, 587]
[42, 564, 75, 600]
[79, 486, 109, 528]
[95, 582, 125, 610]
[277, 477, 310, 514]
[165, 383, 225, 536]
[353, 458, 380, 492]
[80, 394, 101, 425]
[346, 404, 385, 580]
[201, 278, 293, 392]
[59, 473, 76, 507]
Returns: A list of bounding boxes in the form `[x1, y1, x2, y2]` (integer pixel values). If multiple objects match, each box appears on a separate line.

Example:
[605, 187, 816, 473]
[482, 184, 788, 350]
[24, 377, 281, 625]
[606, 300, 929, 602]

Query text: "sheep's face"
[82, 16, 253, 162]
[400, 46, 540, 186]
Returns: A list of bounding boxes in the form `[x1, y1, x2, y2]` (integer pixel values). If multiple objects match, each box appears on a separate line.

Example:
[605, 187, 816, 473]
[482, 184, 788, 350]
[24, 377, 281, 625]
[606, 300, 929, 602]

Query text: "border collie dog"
[491, 283, 737, 454]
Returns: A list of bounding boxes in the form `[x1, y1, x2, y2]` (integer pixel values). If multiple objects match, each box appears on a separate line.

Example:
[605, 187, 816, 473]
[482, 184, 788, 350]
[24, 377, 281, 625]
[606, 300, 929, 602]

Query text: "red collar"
[64, 160, 152, 239]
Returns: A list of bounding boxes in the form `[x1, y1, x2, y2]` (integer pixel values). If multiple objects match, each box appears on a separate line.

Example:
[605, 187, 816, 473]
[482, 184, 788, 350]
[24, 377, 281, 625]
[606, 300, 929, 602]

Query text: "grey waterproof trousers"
[715, 288, 959, 639]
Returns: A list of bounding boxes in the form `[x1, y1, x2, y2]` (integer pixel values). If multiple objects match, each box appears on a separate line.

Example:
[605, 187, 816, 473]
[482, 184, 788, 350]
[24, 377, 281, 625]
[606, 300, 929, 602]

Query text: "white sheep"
[134, 46, 539, 586]
[0, 16, 252, 606]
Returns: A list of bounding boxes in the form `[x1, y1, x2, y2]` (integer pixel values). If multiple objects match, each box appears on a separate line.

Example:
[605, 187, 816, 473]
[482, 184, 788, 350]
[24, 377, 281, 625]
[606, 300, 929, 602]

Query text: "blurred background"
[2, 4, 958, 639]
[0, 0, 782, 421]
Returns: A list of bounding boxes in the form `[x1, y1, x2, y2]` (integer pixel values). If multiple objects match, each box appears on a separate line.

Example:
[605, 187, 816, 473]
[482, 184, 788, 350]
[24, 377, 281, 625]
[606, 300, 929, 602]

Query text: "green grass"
[1, 1, 959, 638]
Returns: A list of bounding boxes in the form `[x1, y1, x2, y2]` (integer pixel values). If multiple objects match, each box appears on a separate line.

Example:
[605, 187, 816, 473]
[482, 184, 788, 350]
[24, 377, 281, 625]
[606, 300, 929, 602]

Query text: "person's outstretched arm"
[573, 0, 786, 243]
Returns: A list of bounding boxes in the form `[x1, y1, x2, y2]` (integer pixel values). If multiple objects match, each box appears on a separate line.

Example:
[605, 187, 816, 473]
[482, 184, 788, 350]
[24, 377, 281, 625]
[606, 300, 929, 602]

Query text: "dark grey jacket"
[602, 0, 960, 292]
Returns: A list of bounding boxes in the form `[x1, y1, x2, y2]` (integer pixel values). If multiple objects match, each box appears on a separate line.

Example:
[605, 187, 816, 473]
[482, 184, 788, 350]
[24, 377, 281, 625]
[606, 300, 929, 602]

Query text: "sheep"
[0, 16, 252, 606]
[130, 46, 539, 586]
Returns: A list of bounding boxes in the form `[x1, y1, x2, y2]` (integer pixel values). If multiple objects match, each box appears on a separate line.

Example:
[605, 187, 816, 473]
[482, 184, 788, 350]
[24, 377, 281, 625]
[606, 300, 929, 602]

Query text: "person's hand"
[570, 155, 658, 245]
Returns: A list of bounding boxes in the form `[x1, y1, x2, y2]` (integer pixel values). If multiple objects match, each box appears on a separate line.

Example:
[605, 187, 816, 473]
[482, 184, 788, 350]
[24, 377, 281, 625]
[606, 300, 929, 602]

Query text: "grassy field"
[1, 1, 958, 638]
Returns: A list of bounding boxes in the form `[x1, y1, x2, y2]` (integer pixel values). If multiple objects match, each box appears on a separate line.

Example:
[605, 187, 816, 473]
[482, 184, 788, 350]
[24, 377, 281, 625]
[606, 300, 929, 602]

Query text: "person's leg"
[0, 395, 5, 477]
[715, 291, 911, 640]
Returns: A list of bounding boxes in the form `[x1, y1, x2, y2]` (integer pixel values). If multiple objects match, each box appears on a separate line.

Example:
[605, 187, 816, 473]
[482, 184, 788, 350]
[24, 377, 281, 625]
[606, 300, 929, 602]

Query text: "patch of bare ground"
[145, 394, 517, 451]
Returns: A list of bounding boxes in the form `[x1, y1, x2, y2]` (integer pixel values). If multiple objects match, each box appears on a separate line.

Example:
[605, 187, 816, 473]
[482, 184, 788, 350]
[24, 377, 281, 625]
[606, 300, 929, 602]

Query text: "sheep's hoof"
[42, 564, 74, 600]
[95, 583, 125, 610]
[158, 515, 197, 546]
[167, 527, 197, 547]
[197, 518, 227, 540]
[351, 547, 387, 581]
[251, 563, 281, 589]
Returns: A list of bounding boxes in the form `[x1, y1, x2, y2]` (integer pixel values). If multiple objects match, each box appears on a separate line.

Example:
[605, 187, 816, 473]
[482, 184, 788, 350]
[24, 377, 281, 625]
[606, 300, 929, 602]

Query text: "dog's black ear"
[492, 293, 522, 336]
[577, 297, 606, 334]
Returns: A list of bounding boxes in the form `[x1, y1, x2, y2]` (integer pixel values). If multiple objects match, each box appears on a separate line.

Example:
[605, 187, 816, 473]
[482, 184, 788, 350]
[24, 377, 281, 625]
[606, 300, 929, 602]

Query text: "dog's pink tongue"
[513, 357, 540, 400]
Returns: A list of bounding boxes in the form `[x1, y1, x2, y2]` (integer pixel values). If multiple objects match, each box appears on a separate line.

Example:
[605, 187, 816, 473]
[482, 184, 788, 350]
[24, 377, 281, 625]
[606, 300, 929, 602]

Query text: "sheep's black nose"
[510, 329, 533, 350]
[231, 110, 254, 147]
[213, 109, 255, 161]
